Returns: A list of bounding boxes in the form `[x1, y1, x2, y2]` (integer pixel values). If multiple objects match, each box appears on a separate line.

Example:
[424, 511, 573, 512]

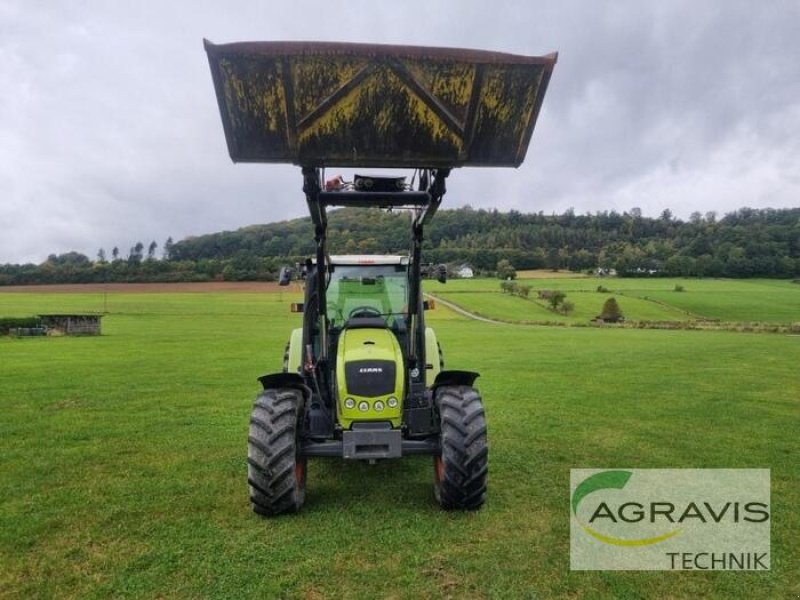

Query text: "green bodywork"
[283, 263, 442, 429]
[286, 324, 441, 422]
[286, 327, 303, 374]
[423, 327, 441, 387]
[336, 327, 404, 429]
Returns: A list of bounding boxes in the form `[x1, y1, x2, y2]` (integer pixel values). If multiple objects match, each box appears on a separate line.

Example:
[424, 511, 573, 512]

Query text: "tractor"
[204, 40, 556, 515]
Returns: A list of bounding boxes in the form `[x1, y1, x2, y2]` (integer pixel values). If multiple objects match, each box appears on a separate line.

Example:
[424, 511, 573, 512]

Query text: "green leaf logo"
[572, 470, 680, 547]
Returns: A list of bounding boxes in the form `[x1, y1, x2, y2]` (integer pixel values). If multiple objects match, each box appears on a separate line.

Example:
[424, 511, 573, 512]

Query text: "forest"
[1, 206, 799, 285]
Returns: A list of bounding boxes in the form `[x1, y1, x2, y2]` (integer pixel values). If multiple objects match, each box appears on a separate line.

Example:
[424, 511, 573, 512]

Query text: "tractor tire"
[247, 387, 306, 516]
[433, 385, 488, 510]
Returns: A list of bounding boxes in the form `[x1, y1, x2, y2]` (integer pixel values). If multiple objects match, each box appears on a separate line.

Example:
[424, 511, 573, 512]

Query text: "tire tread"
[434, 385, 488, 510]
[247, 388, 306, 516]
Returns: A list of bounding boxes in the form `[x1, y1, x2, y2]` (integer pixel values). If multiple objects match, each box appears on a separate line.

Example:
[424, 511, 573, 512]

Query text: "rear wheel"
[247, 388, 306, 516]
[433, 385, 488, 510]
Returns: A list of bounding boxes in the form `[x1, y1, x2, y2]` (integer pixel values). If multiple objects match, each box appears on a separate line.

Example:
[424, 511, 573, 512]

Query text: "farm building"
[457, 265, 474, 278]
[39, 314, 103, 335]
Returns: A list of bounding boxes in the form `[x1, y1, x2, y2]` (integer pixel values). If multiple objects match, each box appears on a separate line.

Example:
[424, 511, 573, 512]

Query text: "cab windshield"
[326, 264, 408, 327]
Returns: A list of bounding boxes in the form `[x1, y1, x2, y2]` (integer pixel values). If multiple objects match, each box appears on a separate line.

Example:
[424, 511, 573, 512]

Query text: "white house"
[457, 265, 474, 278]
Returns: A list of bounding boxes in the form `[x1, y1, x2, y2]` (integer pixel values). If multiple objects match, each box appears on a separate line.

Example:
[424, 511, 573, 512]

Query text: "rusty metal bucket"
[205, 40, 556, 169]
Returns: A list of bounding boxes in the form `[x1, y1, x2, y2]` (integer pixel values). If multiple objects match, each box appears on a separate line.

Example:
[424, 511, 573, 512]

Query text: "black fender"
[432, 370, 480, 391]
[258, 372, 312, 402]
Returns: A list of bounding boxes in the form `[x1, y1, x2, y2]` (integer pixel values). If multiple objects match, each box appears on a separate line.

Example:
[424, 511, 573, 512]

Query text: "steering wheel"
[348, 306, 382, 319]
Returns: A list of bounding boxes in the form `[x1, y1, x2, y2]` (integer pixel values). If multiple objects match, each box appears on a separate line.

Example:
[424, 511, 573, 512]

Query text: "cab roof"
[328, 255, 409, 266]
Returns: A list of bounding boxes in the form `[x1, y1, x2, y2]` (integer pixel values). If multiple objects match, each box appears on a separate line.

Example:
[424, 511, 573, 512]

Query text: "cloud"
[1, 1, 799, 263]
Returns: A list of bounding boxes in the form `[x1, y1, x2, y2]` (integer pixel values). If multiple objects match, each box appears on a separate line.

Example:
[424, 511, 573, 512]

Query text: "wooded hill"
[170, 206, 800, 277]
[1, 206, 799, 285]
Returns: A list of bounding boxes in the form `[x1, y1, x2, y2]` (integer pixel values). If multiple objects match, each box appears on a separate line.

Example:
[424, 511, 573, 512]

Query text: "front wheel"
[433, 385, 488, 510]
[247, 388, 306, 516]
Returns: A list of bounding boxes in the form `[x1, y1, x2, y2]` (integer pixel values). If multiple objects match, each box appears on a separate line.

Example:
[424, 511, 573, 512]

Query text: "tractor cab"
[309, 254, 415, 431]
[326, 256, 409, 332]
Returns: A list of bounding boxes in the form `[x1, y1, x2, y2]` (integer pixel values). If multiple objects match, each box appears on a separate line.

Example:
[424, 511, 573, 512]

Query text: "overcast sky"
[2, 1, 799, 264]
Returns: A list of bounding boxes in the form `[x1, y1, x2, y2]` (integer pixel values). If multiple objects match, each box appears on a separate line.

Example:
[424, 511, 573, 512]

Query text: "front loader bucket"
[204, 40, 556, 169]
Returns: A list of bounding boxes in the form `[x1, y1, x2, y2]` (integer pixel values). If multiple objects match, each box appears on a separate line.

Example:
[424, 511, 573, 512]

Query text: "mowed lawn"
[1, 287, 799, 598]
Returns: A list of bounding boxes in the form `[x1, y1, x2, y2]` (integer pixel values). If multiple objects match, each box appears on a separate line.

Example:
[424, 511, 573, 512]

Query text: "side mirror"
[436, 264, 447, 284]
[278, 266, 293, 286]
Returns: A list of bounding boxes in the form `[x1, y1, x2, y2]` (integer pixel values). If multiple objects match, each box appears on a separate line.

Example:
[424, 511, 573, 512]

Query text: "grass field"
[426, 277, 800, 325]
[1, 284, 799, 598]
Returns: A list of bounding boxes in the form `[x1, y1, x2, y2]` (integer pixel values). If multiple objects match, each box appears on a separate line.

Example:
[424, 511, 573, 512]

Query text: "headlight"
[374, 401, 385, 412]
[358, 401, 369, 412]
[387, 396, 398, 408]
[344, 397, 355, 409]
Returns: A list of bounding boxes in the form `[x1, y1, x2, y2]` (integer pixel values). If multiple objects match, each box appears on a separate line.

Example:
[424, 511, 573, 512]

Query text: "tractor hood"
[204, 40, 557, 168]
[336, 327, 405, 429]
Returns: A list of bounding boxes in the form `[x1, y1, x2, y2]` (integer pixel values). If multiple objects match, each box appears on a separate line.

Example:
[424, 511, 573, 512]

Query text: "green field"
[426, 277, 800, 325]
[1, 286, 799, 598]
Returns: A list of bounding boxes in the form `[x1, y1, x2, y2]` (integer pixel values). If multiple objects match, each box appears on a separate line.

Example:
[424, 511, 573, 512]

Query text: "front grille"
[344, 360, 396, 397]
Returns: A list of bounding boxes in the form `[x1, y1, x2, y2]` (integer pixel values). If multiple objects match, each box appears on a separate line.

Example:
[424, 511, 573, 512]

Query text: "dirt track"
[0, 282, 292, 294]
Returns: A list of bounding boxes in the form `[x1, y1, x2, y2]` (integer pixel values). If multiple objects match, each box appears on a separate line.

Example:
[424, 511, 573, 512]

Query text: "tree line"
[1, 206, 799, 285]
[159, 205, 800, 278]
